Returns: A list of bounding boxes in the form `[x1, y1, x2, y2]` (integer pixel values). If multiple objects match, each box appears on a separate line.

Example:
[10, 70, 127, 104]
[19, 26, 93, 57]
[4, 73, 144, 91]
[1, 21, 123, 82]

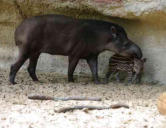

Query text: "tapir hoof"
[68, 78, 74, 83]
[10, 80, 17, 85]
[33, 80, 42, 84]
[102, 80, 109, 84]
[94, 80, 104, 85]
[124, 82, 132, 86]
[32, 78, 39, 82]
[9, 76, 17, 85]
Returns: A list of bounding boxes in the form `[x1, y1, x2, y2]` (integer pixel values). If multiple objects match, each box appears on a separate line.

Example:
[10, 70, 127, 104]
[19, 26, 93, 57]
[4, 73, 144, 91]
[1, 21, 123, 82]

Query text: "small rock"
[1, 117, 6, 120]
[157, 92, 166, 115]
[128, 112, 132, 115]
[144, 125, 148, 128]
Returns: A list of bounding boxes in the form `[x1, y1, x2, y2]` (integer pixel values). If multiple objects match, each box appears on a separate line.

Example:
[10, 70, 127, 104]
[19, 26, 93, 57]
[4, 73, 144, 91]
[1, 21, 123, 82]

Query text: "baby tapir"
[9, 14, 143, 84]
[105, 54, 146, 84]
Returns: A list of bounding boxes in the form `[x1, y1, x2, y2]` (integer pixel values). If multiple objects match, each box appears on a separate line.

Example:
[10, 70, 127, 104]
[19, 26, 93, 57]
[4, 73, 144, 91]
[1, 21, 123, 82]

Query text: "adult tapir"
[9, 14, 142, 84]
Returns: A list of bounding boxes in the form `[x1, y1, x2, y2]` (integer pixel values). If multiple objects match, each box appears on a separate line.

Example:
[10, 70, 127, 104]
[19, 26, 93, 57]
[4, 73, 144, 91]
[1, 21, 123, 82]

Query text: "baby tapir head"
[133, 58, 147, 74]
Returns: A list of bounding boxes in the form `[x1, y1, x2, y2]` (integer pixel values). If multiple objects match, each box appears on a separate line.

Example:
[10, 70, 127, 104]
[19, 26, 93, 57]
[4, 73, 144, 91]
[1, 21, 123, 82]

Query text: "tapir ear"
[110, 26, 117, 38]
[111, 26, 117, 33]
[142, 58, 147, 63]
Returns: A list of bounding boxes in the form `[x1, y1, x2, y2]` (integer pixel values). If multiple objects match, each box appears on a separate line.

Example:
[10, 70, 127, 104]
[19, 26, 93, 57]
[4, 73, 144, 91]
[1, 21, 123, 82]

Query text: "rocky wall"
[0, 0, 166, 84]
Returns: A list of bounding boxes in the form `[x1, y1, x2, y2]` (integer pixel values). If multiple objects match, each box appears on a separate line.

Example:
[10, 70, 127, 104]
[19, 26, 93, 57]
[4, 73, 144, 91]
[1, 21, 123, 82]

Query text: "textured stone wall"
[1, 0, 166, 84]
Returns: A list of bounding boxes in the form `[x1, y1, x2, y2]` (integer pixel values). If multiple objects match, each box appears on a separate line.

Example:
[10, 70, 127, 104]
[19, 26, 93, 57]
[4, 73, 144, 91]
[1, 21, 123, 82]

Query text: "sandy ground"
[0, 69, 166, 128]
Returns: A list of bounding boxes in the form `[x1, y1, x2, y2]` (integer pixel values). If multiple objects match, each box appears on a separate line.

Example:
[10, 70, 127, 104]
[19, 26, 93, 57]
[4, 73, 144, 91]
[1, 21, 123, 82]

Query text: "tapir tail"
[15, 40, 22, 46]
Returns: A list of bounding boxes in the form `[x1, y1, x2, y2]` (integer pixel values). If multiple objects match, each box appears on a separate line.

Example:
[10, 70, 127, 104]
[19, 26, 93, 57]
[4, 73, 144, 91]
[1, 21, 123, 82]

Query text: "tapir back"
[15, 15, 77, 53]
[15, 15, 113, 56]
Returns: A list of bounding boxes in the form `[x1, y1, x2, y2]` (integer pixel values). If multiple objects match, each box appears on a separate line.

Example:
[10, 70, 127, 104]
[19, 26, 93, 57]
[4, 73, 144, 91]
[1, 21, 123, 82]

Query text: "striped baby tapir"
[105, 54, 146, 84]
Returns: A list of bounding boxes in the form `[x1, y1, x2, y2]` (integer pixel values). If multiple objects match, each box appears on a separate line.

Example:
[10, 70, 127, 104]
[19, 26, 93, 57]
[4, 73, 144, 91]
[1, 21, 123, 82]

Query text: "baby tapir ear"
[142, 58, 147, 63]
[110, 26, 117, 38]
[134, 58, 139, 62]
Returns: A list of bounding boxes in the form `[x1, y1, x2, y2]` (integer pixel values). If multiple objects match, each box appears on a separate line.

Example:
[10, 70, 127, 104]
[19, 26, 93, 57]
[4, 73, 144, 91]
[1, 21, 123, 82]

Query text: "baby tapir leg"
[125, 71, 133, 85]
[105, 70, 112, 84]
[115, 72, 120, 82]
[105, 69, 118, 84]
[132, 73, 142, 84]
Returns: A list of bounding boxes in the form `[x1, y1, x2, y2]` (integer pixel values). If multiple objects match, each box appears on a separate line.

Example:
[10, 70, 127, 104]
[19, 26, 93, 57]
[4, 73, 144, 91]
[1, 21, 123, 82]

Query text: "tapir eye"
[122, 42, 129, 48]
[111, 32, 117, 39]
[112, 33, 117, 38]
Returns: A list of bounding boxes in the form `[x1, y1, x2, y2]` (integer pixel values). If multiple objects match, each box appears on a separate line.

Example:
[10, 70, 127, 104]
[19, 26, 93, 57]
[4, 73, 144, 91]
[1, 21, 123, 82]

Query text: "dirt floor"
[0, 69, 166, 128]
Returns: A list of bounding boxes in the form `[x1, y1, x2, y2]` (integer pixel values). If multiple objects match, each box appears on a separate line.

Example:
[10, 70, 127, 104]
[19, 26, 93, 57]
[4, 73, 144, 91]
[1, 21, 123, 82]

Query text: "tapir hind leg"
[27, 53, 40, 81]
[68, 56, 80, 82]
[86, 56, 100, 84]
[9, 47, 29, 84]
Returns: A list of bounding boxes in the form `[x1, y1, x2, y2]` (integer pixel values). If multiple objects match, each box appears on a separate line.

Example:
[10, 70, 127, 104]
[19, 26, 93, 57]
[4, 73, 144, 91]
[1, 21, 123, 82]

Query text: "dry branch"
[28, 95, 102, 101]
[28, 95, 54, 100]
[55, 104, 129, 113]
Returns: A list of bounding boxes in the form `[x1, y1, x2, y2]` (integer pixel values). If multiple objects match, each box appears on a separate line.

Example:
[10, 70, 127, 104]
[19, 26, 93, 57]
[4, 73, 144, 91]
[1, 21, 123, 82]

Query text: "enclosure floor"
[0, 70, 166, 128]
